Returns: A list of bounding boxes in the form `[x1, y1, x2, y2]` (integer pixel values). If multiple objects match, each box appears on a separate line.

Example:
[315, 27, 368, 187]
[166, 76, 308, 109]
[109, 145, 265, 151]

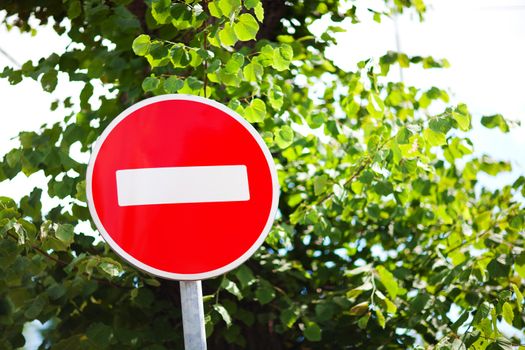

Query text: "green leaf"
[275, 125, 294, 149]
[502, 302, 514, 324]
[55, 224, 74, 245]
[306, 112, 325, 129]
[234, 14, 259, 41]
[207, 58, 221, 73]
[219, 24, 237, 47]
[494, 337, 514, 350]
[429, 117, 452, 134]
[367, 134, 380, 153]
[366, 93, 384, 118]
[132, 34, 151, 56]
[19, 132, 33, 149]
[170, 46, 191, 67]
[144, 278, 161, 287]
[396, 127, 412, 144]
[234, 265, 256, 289]
[423, 128, 446, 147]
[244, 0, 259, 9]
[452, 111, 470, 131]
[216, 68, 242, 87]
[350, 301, 369, 316]
[146, 42, 170, 67]
[142, 76, 160, 92]
[151, 0, 172, 24]
[357, 314, 370, 329]
[375, 308, 386, 328]
[24, 296, 46, 319]
[268, 85, 284, 110]
[171, 4, 197, 30]
[255, 281, 275, 304]
[464, 330, 481, 348]
[189, 49, 203, 67]
[374, 181, 393, 196]
[244, 98, 266, 123]
[225, 53, 245, 73]
[272, 44, 293, 71]
[258, 44, 275, 66]
[243, 62, 263, 82]
[79, 83, 93, 110]
[67, 0, 82, 19]
[5, 149, 22, 168]
[510, 215, 524, 230]
[236, 309, 255, 327]
[472, 302, 490, 326]
[487, 257, 510, 279]
[208, 1, 222, 18]
[47, 283, 66, 300]
[254, 2, 264, 22]
[186, 76, 204, 91]
[99, 258, 121, 277]
[221, 278, 243, 300]
[480, 157, 511, 176]
[481, 114, 509, 132]
[218, 0, 241, 17]
[383, 297, 397, 314]
[163, 76, 184, 93]
[41, 70, 58, 92]
[512, 284, 523, 312]
[280, 308, 299, 328]
[303, 322, 322, 342]
[398, 53, 409, 67]
[313, 174, 329, 196]
[213, 304, 232, 327]
[409, 292, 430, 315]
[451, 310, 469, 332]
[376, 266, 399, 298]
[86, 322, 113, 347]
[476, 211, 491, 231]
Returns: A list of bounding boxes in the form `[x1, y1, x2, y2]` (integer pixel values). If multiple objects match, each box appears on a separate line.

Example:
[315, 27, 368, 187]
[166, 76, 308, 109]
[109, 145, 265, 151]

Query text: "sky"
[1, 0, 525, 347]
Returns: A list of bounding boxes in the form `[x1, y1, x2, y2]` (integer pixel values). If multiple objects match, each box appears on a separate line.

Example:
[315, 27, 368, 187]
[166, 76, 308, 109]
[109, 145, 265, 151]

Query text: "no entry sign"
[86, 95, 279, 280]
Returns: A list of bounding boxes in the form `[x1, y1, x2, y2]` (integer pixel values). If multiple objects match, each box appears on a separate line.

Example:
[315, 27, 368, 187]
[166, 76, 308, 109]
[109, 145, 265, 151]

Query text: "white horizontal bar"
[116, 165, 250, 206]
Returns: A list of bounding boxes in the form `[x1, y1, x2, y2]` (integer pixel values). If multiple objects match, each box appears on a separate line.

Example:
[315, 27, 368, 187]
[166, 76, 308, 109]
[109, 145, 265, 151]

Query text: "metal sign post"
[180, 281, 207, 350]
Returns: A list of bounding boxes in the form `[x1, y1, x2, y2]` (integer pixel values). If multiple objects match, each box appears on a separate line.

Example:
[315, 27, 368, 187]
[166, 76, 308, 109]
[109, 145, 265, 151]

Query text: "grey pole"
[180, 280, 207, 350]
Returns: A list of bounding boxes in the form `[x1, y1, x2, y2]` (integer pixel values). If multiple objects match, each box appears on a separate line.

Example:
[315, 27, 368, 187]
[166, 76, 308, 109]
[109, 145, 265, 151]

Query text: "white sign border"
[86, 94, 280, 281]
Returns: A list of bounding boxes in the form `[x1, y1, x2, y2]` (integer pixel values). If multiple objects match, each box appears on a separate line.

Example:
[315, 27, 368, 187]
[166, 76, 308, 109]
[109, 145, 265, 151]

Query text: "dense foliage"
[1, 0, 524, 349]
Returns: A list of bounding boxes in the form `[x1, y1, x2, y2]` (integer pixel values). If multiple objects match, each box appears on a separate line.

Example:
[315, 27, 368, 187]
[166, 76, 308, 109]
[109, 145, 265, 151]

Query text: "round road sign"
[86, 94, 279, 280]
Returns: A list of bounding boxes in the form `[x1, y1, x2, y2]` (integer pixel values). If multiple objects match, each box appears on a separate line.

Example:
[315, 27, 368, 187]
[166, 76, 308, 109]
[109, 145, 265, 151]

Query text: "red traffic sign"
[86, 95, 279, 280]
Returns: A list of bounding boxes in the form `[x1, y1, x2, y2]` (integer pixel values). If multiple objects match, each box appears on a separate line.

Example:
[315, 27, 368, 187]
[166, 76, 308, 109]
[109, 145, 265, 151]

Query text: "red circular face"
[87, 95, 279, 280]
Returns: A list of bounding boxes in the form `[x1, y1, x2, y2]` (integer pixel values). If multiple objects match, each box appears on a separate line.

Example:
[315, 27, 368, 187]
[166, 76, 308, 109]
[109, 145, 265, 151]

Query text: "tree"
[0, 0, 524, 349]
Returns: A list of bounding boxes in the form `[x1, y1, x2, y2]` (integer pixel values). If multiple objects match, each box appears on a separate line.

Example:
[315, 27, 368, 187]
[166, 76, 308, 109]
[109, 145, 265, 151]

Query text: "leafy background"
[0, 0, 524, 349]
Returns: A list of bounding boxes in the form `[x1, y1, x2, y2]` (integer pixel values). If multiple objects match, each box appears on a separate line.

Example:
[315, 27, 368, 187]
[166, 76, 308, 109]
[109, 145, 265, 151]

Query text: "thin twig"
[0, 45, 21, 67]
